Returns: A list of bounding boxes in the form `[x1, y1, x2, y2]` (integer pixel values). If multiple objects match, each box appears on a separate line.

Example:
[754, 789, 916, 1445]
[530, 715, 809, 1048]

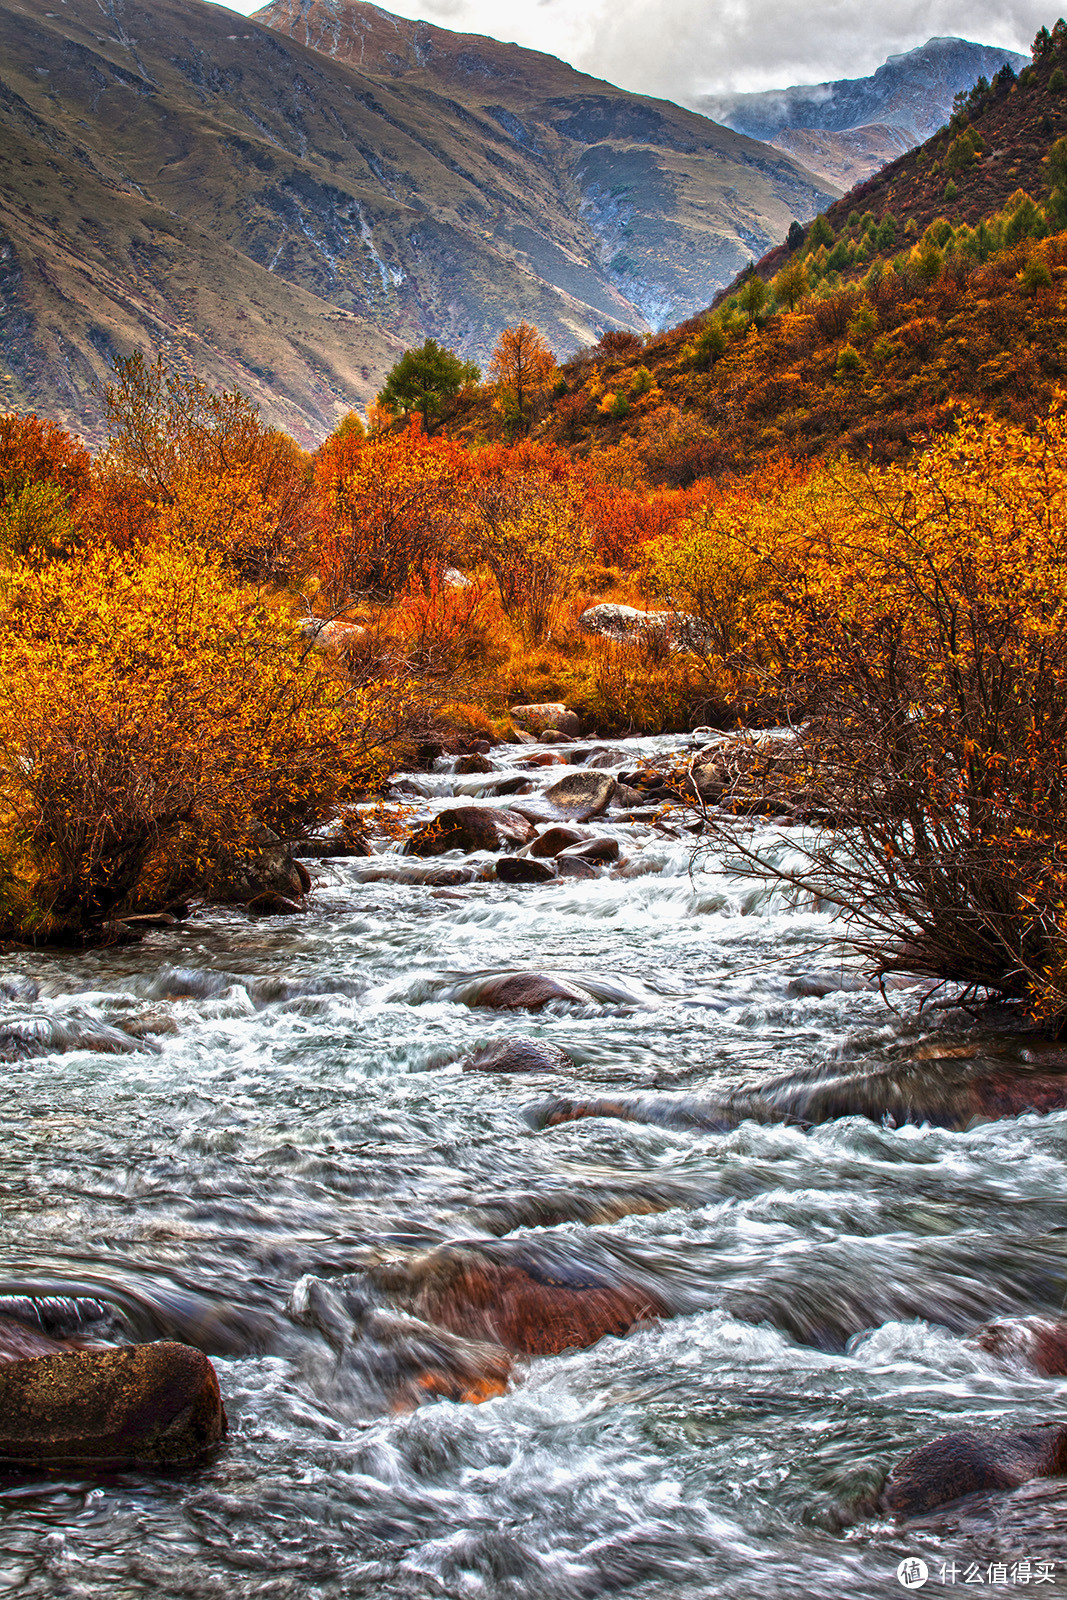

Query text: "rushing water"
[1, 732, 1066, 1599]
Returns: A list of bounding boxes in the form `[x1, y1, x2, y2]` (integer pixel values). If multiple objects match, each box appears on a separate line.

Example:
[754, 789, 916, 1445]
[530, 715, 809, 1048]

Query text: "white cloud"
[213, 0, 1049, 98]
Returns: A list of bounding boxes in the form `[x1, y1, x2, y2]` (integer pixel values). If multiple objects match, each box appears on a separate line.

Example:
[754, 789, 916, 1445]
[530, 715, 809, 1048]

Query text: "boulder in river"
[510, 703, 580, 737]
[559, 836, 620, 865]
[405, 807, 535, 857]
[359, 1238, 673, 1356]
[246, 891, 305, 916]
[462, 1037, 574, 1074]
[290, 1276, 511, 1412]
[495, 857, 557, 884]
[461, 973, 591, 1011]
[556, 856, 601, 880]
[972, 1316, 1067, 1376]
[454, 754, 493, 775]
[529, 825, 587, 858]
[543, 772, 617, 817]
[882, 1425, 1067, 1518]
[0, 1342, 227, 1468]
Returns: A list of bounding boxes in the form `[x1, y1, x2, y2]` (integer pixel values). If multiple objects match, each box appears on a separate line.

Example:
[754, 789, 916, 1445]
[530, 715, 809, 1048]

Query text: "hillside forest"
[4, 21, 1067, 1037]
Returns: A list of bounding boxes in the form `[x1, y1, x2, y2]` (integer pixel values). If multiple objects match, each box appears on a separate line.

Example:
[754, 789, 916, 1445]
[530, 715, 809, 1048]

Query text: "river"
[1, 731, 1065, 1598]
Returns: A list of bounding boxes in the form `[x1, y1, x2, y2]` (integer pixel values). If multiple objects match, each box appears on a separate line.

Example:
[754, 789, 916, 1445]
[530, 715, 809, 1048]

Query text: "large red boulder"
[405, 807, 534, 856]
[883, 1425, 1067, 1518]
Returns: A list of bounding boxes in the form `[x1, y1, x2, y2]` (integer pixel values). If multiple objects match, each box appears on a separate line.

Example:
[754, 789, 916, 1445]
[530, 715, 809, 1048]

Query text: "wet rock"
[543, 772, 616, 817]
[510, 703, 579, 737]
[512, 729, 538, 745]
[296, 831, 372, 858]
[0, 1342, 227, 1468]
[405, 807, 535, 857]
[289, 1277, 511, 1412]
[468, 1180, 695, 1234]
[0, 1314, 76, 1364]
[609, 782, 645, 810]
[246, 891, 305, 916]
[359, 1238, 673, 1356]
[425, 866, 480, 887]
[559, 836, 620, 865]
[556, 856, 601, 880]
[461, 973, 591, 1011]
[495, 857, 557, 884]
[786, 973, 870, 999]
[207, 841, 308, 906]
[973, 1316, 1067, 1376]
[539, 730, 572, 745]
[883, 1426, 1067, 1518]
[517, 751, 566, 769]
[691, 761, 728, 801]
[0, 1015, 151, 1062]
[462, 1037, 574, 1074]
[529, 825, 587, 858]
[531, 1094, 735, 1134]
[455, 754, 493, 775]
[489, 776, 535, 797]
[121, 912, 179, 930]
[0, 977, 39, 1003]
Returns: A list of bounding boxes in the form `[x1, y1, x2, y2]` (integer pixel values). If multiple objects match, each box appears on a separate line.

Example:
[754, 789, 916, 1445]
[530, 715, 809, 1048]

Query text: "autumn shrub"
[0, 413, 91, 560]
[314, 420, 466, 602]
[100, 355, 316, 582]
[705, 405, 1067, 1024]
[0, 540, 380, 940]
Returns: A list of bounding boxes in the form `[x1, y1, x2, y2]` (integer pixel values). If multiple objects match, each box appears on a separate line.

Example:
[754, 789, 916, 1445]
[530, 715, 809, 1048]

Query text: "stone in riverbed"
[529, 825, 587, 858]
[359, 1238, 673, 1356]
[463, 1037, 574, 1074]
[0, 1314, 75, 1364]
[559, 836, 620, 865]
[246, 891, 305, 916]
[454, 754, 492, 775]
[972, 1316, 1067, 1376]
[495, 857, 557, 884]
[543, 772, 616, 816]
[882, 1426, 1067, 1518]
[405, 807, 534, 857]
[556, 856, 600, 880]
[0, 1342, 227, 1468]
[461, 973, 590, 1011]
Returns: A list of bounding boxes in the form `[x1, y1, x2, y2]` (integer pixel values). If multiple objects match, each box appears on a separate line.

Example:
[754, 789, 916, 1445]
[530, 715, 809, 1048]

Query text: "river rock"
[0, 1342, 227, 1468]
[462, 1037, 574, 1074]
[556, 856, 600, 880]
[454, 754, 493, 775]
[510, 703, 580, 737]
[289, 1276, 511, 1412]
[359, 1238, 673, 1356]
[543, 772, 616, 817]
[972, 1316, 1067, 1376]
[518, 752, 566, 769]
[297, 830, 372, 858]
[246, 891, 305, 916]
[207, 841, 308, 906]
[539, 730, 572, 745]
[489, 776, 534, 797]
[559, 836, 620, 865]
[405, 807, 534, 857]
[0, 1314, 76, 1364]
[529, 825, 587, 858]
[495, 857, 557, 884]
[882, 1426, 1067, 1518]
[462, 973, 590, 1011]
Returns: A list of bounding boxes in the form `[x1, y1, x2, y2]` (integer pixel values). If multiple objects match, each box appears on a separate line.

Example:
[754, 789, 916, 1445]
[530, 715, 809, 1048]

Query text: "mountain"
[0, 0, 834, 442]
[696, 38, 1028, 189]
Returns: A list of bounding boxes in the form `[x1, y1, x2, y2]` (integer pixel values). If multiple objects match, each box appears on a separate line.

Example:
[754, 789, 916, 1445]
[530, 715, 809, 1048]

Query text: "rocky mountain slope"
[697, 38, 1028, 188]
[0, 0, 834, 442]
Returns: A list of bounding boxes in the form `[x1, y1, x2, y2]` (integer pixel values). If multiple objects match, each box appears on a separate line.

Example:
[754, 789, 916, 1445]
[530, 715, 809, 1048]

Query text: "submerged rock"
[528, 825, 587, 858]
[289, 1277, 511, 1412]
[883, 1426, 1067, 1518]
[358, 1238, 673, 1356]
[972, 1316, 1067, 1376]
[460, 973, 590, 1011]
[556, 856, 600, 880]
[405, 807, 534, 857]
[462, 1037, 574, 1075]
[0, 1342, 227, 1468]
[0, 1314, 77, 1364]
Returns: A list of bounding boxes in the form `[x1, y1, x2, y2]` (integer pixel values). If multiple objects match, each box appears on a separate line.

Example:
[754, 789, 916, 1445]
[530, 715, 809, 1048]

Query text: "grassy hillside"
[0, 0, 834, 441]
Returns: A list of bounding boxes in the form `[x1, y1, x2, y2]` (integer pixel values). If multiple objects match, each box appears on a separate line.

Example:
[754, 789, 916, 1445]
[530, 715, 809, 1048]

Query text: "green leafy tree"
[772, 259, 809, 311]
[739, 273, 768, 322]
[377, 340, 480, 433]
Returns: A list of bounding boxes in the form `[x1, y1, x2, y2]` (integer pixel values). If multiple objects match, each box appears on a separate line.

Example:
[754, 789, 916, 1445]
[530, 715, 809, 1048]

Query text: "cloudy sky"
[215, 0, 1049, 97]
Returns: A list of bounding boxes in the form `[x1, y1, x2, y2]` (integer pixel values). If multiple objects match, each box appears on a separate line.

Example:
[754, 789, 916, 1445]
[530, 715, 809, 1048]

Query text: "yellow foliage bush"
[0, 540, 381, 939]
